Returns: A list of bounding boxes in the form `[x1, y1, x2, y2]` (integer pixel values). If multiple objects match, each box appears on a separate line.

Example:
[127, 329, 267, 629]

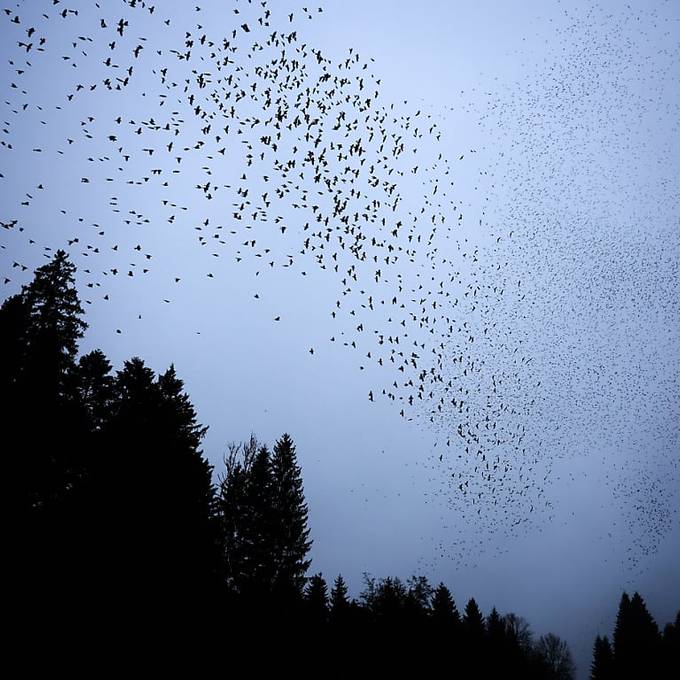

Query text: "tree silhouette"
[464, 597, 486, 637]
[5, 251, 90, 620]
[270, 433, 312, 602]
[76, 349, 115, 432]
[93, 357, 217, 619]
[505, 611, 534, 652]
[6, 251, 88, 516]
[613, 591, 632, 666]
[535, 632, 576, 680]
[9, 251, 675, 672]
[431, 582, 460, 627]
[592, 592, 679, 680]
[305, 573, 329, 626]
[329, 574, 351, 626]
[661, 611, 679, 677]
[590, 635, 614, 680]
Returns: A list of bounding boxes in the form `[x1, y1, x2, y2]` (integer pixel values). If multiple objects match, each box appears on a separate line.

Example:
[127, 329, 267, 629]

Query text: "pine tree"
[613, 592, 632, 669]
[330, 574, 351, 625]
[270, 433, 312, 599]
[661, 611, 679, 677]
[24, 251, 86, 359]
[76, 349, 114, 432]
[305, 573, 329, 626]
[431, 583, 459, 626]
[464, 597, 486, 637]
[97, 357, 217, 616]
[6, 251, 88, 515]
[591, 635, 614, 680]
[628, 592, 661, 677]
[4, 251, 90, 621]
[243, 444, 275, 597]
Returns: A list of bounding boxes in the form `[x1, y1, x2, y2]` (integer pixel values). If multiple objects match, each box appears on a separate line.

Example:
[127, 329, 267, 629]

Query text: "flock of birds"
[1, 0, 678, 573]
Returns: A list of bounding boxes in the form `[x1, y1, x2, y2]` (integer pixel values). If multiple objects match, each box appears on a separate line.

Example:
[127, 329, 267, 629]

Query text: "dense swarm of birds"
[458, 2, 680, 571]
[1, 0, 678, 571]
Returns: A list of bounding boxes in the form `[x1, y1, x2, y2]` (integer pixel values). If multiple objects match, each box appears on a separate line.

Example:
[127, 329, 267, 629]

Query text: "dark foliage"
[592, 591, 678, 679]
[7, 252, 678, 676]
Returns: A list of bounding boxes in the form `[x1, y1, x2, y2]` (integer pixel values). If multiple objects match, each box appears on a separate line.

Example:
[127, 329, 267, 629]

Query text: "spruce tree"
[270, 433, 312, 599]
[330, 574, 351, 625]
[464, 597, 486, 637]
[4, 251, 89, 620]
[591, 635, 614, 680]
[431, 583, 460, 626]
[628, 592, 661, 677]
[613, 591, 635, 677]
[305, 573, 329, 626]
[242, 444, 275, 597]
[661, 611, 679, 677]
[97, 357, 217, 615]
[76, 349, 114, 432]
[6, 251, 88, 515]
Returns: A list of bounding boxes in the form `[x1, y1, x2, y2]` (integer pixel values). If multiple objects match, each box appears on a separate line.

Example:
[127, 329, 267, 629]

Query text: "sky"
[2, 0, 679, 675]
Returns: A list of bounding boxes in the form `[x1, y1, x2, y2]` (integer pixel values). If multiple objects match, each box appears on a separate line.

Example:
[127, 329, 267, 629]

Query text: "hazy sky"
[2, 1, 679, 675]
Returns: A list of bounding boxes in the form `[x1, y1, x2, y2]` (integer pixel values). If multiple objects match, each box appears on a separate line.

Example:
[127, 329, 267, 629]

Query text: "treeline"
[5, 252, 678, 677]
[590, 592, 679, 679]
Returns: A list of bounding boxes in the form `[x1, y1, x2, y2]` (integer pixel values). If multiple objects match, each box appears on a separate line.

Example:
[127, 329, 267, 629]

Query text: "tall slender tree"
[330, 574, 351, 626]
[591, 635, 614, 680]
[270, 433, 312, 599]
[5, 252, 90, 621]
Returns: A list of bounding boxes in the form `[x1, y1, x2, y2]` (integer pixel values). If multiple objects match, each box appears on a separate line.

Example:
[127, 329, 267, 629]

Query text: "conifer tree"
[590, 635, 614, 680]
[627, 591, 661, 677]
[613, 591, 632, 664]
[305, 573, 329, 626]
[330, 574, 351, 625]
[270, 433, 312, 599]
[242, 444, 275, 597]
[6, 251, 88, 515]
[431, 583, 459, 626]
[486, 608, 509, 676]
[4, 251, 89, 618]
[97, 357, 217, 613]
[464, 597, 486, 637]
[76, 349, 115, 432]
[661, 611, 679, 677]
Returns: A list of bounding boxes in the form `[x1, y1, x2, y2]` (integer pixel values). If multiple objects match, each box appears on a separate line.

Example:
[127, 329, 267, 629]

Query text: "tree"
[590, 635, 614, 680]
[613, 591, 632, 665]
[464, 597, 486, 637]
[76, 349, 115, 432]
[305, 573, 329, 626]
[661, 611, 679, 677]
[430, 583, 460, 626]
[4, 252, 91, 620]
[96, 357, 217, 615]
[405, 575, 433, 624]
[505, 612, 534, 652]
[270, 433, 312, 599]
[330, 574, 351, 625]
[218, 435, 263, 594]
[5, 251, 88, 516]
[535, 633, 576, 680]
